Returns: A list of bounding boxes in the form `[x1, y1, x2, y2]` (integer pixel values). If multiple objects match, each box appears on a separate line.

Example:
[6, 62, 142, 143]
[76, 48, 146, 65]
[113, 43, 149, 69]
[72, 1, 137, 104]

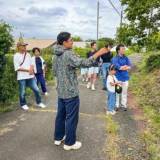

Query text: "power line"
[106, 0, 121, 17]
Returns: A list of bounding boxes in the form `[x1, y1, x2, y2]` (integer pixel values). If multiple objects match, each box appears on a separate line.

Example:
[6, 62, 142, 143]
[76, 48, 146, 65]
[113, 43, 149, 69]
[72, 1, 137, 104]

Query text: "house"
[13, 38, 56, 51]
[13, 38, 90, 51]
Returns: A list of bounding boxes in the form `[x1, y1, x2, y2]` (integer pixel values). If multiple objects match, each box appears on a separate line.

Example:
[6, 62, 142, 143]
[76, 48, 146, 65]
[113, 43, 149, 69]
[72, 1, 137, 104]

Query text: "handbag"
[112, 76, 122, 94]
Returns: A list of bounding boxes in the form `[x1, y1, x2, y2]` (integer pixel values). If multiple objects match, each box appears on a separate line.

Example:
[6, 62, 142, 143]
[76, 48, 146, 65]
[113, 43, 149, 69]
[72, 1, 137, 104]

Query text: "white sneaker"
[106, 111, 112, 115]
[91, 84, 95, 90]
[110, 111, 116, 115]
[63, 141, 82, 151]
[44, 92, 48, 96]
[87, 82, 91, 89]
[21, 105, 29, 111]
[37, 103, 46, 108]
[54, 136, 66, 146]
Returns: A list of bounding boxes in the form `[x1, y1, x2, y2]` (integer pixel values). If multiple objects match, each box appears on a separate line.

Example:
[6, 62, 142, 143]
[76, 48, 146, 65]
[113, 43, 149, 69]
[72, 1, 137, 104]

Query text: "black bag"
[115, 84, 122, 94]
[112, 76, 122, 94]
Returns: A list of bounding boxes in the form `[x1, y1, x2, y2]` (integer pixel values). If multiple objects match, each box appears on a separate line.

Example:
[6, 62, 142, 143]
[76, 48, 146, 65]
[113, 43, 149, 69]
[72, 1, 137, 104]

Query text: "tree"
[116, 24, 137, 46]
[72, 36, 83, 41]
[121, 0, 160, 48]
[0, 21, 14, 103]
[0, 21, 13, 72]
[97, 37, 115, 49]
[147, 32, 160, 50]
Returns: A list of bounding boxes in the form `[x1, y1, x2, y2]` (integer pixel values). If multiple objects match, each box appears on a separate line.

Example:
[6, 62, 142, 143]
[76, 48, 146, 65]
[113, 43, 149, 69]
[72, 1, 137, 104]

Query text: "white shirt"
[107, 75, 118, 93]
[31, 56, 45, 74]
[14, 52, 34, 80]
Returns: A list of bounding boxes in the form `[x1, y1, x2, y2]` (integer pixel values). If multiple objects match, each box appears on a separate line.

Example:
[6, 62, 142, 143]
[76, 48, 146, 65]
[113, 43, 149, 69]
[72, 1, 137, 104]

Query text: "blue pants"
[54, 96, 80, 145]
[18, 78, 41, 106]
[35, 73, 47, 93]
[107, 91, 116, 112]
[102, 63, 111, 88]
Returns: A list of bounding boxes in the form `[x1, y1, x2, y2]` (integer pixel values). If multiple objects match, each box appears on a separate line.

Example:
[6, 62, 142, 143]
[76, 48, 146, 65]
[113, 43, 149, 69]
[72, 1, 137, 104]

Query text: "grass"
[105, 115, 122, 160]
[0, 103, 16, 113]
[130, 56, 160, 160]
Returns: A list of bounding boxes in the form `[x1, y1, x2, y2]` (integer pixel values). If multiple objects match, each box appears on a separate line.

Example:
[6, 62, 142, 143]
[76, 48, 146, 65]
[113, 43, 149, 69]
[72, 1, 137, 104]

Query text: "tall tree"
[121, 0, 160, 47]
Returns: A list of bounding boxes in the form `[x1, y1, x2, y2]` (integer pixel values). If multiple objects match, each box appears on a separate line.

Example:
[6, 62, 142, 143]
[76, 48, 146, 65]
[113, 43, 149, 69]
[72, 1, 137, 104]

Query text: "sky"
[0, 0, 122, 40]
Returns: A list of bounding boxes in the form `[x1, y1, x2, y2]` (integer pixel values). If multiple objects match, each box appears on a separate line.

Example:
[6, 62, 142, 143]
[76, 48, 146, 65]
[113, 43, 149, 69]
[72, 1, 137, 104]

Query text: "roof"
[73, 42, 90, 48]
[13, 38, 56, 50]
[13, 38, 90, 50]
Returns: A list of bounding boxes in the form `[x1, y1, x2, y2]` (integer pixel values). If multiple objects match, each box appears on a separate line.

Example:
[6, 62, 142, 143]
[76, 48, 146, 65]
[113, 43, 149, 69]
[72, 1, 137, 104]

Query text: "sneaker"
[63, 141, 82, 151]
[37, 103, 46, 108]
[110, 111, 116, 115]
[21, 105, 29, 111]
[91, 84, 95, 90]
[123, 108, 127, 111]
[115, 107, 119, 112]
[87, 82, 91, 89]
[112, 110, 116, 114]
[44, 92, 48, 96]
[106, 111, 112, 115]
[54, 136, 66, 146]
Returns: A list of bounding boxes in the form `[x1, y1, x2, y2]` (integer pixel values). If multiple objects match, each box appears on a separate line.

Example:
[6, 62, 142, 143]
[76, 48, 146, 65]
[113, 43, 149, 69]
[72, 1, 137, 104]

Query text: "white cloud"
[0, 0, 122, 40]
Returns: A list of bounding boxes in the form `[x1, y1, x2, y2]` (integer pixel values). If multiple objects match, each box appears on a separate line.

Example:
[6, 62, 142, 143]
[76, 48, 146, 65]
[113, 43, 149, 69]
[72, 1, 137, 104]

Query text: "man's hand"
[29, 66, 34, 75]
[93, 47, 108, 59]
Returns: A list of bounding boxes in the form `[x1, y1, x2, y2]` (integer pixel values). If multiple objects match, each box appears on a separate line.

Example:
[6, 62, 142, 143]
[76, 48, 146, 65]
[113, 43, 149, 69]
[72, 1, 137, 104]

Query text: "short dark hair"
[32, 47, 41, 53]
[91, 41, 96, 47]
[116, 44, 125, 54]
[109, 64, 117, 71]
[57, 32, 71, 45]
[105, 44, 112, 48]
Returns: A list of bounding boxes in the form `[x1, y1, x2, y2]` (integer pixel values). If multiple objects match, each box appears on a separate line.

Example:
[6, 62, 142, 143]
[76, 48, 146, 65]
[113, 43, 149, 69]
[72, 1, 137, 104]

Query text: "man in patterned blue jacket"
[53, 32, 108, 151]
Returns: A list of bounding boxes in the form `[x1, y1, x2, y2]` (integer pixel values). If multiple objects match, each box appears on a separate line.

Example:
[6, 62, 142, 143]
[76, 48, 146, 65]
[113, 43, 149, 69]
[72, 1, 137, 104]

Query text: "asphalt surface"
[0, 82, 107, 160]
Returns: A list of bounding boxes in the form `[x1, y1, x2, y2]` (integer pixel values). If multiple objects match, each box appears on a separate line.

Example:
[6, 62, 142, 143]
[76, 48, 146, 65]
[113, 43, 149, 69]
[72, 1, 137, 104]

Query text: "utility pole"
[97, 1, 100, 41]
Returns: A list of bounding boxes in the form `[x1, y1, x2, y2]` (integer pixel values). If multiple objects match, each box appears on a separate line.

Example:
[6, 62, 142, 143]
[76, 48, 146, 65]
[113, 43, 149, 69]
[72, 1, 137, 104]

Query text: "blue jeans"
[54, 96, 80, 145]
[35, 73, 47, 93]
[107, 91, 116, 112]
[18, 78, 41, 106]
[102, 63, 111, 88]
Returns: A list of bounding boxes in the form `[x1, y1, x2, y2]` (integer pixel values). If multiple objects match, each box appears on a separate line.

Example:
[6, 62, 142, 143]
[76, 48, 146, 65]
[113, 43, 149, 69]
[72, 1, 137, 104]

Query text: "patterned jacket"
[53, 45, 95, 99]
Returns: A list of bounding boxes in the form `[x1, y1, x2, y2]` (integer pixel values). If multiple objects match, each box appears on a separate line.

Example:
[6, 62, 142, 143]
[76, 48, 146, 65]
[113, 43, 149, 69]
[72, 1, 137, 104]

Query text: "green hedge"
[0, 55, 18, 103]
[73, 47, 90, 58]
[145, 52, 160, 72]
[0, 51, 53, 108]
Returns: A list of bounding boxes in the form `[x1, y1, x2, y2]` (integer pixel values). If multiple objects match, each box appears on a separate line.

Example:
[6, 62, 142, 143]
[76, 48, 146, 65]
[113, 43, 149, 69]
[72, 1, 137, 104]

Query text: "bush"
[43, 53, 53, 81]
[145, 53, 160, 72]
[73, 47, 90, 58]
[0, 54, 18, 103]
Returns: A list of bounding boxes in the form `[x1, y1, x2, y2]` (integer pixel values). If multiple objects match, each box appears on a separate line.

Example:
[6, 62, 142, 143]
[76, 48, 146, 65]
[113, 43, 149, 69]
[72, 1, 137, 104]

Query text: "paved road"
[0, 82, 107, 160]
[0, 53, 148, 160]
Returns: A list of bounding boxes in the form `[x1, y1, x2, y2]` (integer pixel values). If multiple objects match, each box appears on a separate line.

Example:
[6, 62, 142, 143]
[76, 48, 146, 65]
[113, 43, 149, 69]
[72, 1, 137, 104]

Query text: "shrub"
[73, 47, 90, 58]
[145, 53, 160, 72]
[0, 55, 18, 103]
